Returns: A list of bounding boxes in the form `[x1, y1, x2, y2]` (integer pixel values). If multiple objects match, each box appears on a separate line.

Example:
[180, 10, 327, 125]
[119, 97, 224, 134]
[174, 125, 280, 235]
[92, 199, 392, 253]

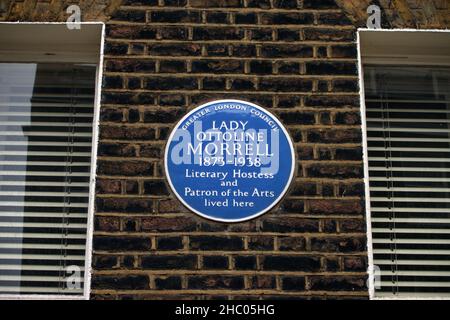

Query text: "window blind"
[365, 65, 450, 298]
[0, 63, 96, 295]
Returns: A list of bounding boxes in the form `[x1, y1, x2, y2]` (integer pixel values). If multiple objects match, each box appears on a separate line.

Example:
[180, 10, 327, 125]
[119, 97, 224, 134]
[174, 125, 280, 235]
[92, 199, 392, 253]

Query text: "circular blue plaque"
[164, 100, 295, 222]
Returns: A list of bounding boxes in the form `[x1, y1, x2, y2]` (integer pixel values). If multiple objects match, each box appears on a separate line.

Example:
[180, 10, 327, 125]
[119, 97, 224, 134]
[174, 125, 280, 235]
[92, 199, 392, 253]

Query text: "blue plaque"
[164, 100, 295, 222]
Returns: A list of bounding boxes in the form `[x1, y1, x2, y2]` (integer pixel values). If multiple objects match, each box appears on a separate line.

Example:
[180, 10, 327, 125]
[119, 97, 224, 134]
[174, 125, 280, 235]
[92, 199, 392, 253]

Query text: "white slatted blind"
[365, 65, 450, 298]
[0, 63, 96, 295]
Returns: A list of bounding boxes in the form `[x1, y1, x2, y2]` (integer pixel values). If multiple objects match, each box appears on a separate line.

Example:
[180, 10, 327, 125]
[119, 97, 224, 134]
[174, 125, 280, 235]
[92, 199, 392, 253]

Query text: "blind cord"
[380, 74, 399, 295]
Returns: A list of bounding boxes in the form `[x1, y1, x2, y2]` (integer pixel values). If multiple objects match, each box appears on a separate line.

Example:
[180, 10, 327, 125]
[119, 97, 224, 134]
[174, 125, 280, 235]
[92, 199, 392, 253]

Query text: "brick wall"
[91, 0, 367, 300]
[0, 0, 123, 21]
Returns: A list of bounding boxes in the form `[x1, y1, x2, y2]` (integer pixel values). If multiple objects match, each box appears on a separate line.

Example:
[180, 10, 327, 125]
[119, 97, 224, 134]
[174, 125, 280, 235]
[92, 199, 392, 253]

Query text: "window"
[360, 30, 450, 299]
[0, 23, 103, 299]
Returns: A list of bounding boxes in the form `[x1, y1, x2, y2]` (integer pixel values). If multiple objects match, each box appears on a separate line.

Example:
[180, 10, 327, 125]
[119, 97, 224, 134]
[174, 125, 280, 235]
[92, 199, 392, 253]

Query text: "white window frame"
[0, 22, 105, 300]
[357, 28, 450, 300]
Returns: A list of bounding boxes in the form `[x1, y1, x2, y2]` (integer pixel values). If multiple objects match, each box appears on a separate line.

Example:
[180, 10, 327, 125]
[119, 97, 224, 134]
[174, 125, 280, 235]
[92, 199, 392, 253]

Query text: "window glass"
[0, 63, 96, 295]
[365, 65, 450, 298]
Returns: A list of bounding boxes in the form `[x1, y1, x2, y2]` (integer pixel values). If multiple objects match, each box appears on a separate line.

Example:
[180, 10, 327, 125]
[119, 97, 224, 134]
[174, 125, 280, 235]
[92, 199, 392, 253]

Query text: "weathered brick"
[93, 255, 118, 269]
[159, 60, 186, 73]
[160, 26, 188, 40]
[290, 182, 317, 196]
[103, 75, 123, 89]
[335, 147, 363, 160]
[304, 95, 359, 108]
[157, 236, 184, 250]
[158, 199, 187, 213]
[246, 0, 271, 8]
[277, 200, 305, 214]
[190, 0, 242, 7]
[141, 255, 197, 269]
[141, 216, 196, 232]
[250, 61, 272, 74]
[205, 44, 229, 56]
[305, 62, 357, 75]
[155, 276, 182, 290]
[203, 256, 229, 269]
[331, 45, 358, 58]
[334, 112, 361, 125]
[139, 144, 161, 158]
[310, 237, 367, 253]
[122, 180, 138, 194]
[123, 0, 158, 5]
[303, 28, 354, 41]
[92, 275, 149, 290]
[322, 219, 337, 233]
[94, 236, 151, 251]
[230, 78, 256, 91]
[307, 128, 361, 143]
[98, 143, 137, 157]
[150, 10, 201, 23]
[278, 96, 301, 108]
[192, 60, 244, 73]
[123, 218, 138, 231]
[102, 92, 156, 105]
[306, 163, 363, 179]
[232, 45, 256, 57]
[95, 216, 120, 232]
[278, 237, 307, 251]
[333, 80, 359, 92]
[303, 0, 338, 9]
[297, 145, 314, 160]
[261, 256, 321, 272]
[96, 179, 122, 194]
[206, 12, 229, 24]
[250, 28, 273, 41]
[148, 43, 202, 56]
[340, 219, 366, 233]
[100, 126, 156, 140]
[145, 77, 198, 90]
[106, 59, 156, 73]
[112, 9, 146, 22]
[317, 12, 352, 26]
[193, 27, 244, 40]
[203, 77, 226, 90]
[263, 218, 319, 233]
[96, 197, 153, 213]
[130, 43, 145, 55]
[338, 182, 365, 197]
[276, 111, 315, 124]
[107, 25, 157, 39]
[234, 256, 256, 270]
[188, 275, 245, 290]
[278, 29, 300, 41]
[260, 79, 312, 93]
[278, 61, 300, 74]
[190, 236, 244, 251]
[274, 0, 299, 9]
[261, 45, 313, 58]
[309, 199, 364, 215]
[281, 276, 306, 291]
[164, 0, 186, 6]
[248, 236, 274, 251]
[250, 276, 276, 289]
[97, 160, 153, 176]
[309, 276, 367, 291]
[343, 256, 367, 272]
[260, 13, 314, 25]
[159, 94, 186, 106]
[143, 180, 170, 195]
[123, 181, 138, 194]
[104, 42, 129, 55]
[143, 109, 184, 124]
